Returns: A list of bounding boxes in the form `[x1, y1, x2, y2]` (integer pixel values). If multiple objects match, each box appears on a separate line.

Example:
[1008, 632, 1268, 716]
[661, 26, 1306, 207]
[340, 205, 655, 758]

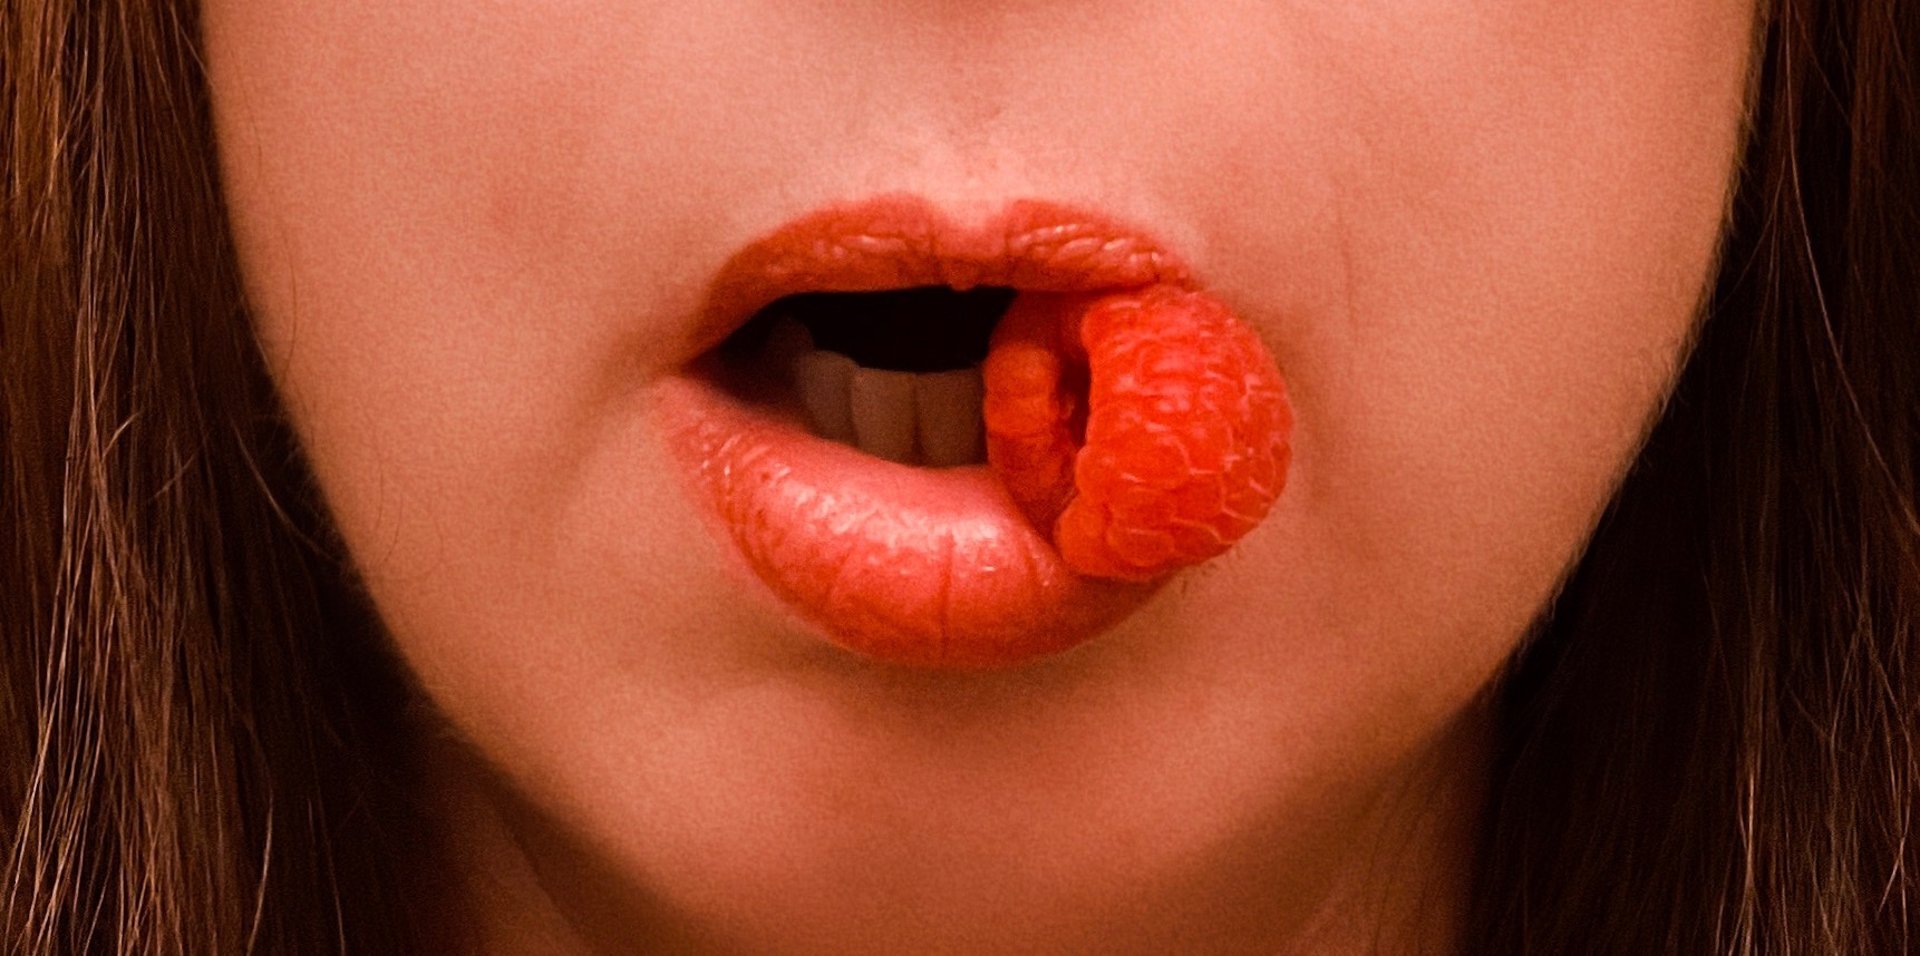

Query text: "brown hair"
[3, 0, 1914, 952]
[2, 1, 422, 950]
[1467, 0, 1919, 951]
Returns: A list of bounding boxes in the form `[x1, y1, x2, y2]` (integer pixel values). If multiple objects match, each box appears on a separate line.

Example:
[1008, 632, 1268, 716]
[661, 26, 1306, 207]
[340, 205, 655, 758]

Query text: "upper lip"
[683, 193, 1194, 359]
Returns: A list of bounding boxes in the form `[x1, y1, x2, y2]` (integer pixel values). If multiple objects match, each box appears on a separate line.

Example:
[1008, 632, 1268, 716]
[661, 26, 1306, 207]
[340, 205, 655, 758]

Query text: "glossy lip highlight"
[654, 194, 1198, 669]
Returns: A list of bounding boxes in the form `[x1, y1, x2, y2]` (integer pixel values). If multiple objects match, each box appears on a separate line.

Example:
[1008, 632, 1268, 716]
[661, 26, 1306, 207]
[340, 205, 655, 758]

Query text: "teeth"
[791, 348, 859, 444]
[762, 315, 985, 466]
[848, 367, 919, 464]
[762, 314, 817, 377]
[913, 368, 984, 467]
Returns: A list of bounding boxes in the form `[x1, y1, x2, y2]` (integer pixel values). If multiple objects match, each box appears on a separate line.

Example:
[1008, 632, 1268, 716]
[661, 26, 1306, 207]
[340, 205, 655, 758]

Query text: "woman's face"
[205, 1, 1756, 949]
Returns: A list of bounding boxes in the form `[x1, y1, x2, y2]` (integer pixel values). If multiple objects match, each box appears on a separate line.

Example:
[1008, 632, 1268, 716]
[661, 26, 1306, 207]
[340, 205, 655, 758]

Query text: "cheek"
[203, 9, 725, 560]
[1196, 0, 1749, 631]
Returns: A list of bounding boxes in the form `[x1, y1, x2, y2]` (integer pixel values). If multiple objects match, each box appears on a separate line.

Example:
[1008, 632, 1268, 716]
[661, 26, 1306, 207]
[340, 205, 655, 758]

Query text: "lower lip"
[651, 367, 1157, 669]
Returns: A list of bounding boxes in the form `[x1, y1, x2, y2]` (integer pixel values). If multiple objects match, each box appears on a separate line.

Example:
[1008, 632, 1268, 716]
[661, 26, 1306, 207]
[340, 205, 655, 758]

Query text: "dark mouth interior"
[722, 285, 1017, 373]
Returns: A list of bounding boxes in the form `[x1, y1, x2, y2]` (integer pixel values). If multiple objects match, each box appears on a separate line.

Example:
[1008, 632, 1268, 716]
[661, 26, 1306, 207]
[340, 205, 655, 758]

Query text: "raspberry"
[981, 286, 1292, 582]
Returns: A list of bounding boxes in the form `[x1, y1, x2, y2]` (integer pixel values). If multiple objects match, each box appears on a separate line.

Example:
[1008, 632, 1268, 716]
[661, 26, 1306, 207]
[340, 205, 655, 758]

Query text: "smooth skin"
[204, 2, 1758, 952]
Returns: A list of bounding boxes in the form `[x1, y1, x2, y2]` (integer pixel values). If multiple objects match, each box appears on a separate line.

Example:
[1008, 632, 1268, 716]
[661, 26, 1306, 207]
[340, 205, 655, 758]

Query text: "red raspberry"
[982, 286, 1292, 582]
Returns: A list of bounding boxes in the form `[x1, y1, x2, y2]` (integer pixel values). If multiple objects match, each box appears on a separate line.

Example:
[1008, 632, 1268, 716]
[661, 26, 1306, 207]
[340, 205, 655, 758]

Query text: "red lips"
[651, 194, 1289, 669]
[679, 195, 1189, 359]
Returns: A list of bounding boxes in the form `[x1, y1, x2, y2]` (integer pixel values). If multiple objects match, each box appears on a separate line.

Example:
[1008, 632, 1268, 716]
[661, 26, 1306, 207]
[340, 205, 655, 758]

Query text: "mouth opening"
[709, 286, 1017, 468]
[720, 285, 1016, 372]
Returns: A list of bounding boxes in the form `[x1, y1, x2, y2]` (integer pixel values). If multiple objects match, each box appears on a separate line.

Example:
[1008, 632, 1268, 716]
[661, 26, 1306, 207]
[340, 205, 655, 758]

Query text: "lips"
[677, 195, 1190, 361]
[651, 194, 1210, 669]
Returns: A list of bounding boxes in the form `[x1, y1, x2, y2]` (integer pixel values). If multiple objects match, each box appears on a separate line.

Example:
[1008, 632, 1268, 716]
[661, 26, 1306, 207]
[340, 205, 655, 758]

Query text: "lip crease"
[652, 193, 1197, 669]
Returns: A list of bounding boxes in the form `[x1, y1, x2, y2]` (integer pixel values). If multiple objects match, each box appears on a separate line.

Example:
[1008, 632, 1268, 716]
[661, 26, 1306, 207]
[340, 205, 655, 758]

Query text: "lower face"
[203, 1, 1756, 950]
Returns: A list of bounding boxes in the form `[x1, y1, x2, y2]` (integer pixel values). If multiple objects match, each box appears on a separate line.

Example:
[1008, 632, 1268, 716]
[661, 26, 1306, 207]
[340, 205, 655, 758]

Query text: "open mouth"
[652, 194, 1289, 670]
[715, 285, 1017, 468]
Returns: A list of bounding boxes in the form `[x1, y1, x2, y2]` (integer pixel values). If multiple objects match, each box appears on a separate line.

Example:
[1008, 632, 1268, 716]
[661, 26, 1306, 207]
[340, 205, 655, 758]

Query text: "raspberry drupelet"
[982, 286, 1293, 582]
